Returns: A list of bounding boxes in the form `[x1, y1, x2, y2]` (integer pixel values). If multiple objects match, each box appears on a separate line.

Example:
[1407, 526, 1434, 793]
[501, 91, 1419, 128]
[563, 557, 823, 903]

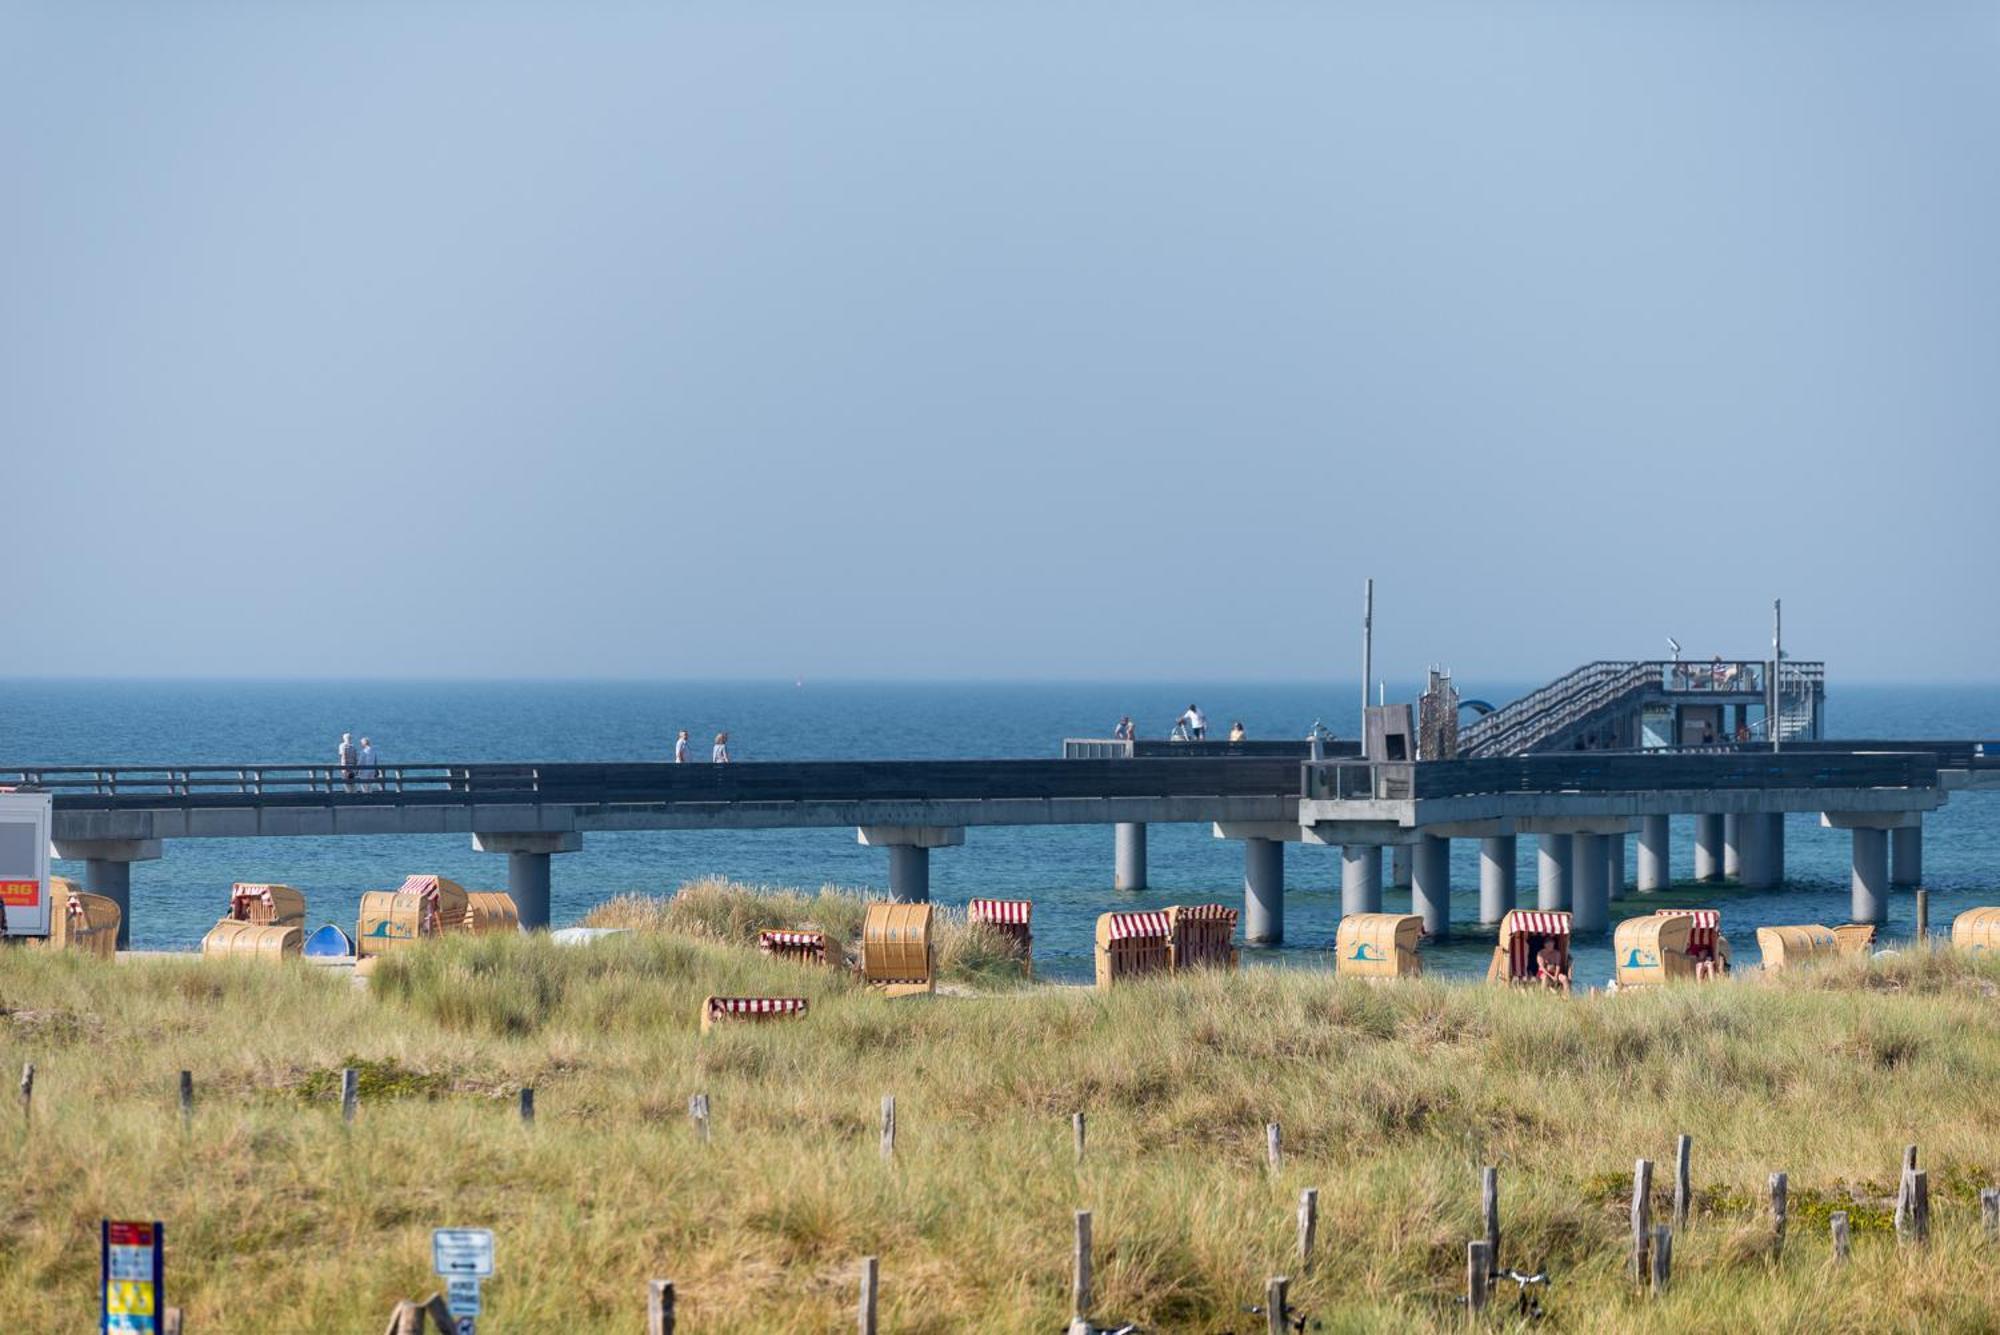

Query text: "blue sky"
[5, 3, 1996, 681]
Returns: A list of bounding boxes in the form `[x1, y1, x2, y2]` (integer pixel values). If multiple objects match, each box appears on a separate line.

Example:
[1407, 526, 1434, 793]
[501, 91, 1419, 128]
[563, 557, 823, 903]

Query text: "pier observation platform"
[5, 738, 1994, 948]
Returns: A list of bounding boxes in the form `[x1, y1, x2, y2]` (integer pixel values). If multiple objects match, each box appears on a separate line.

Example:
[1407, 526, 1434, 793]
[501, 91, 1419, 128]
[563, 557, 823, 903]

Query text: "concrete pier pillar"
[1723, 815, 1742, 881]
[1737, 813, 1779, 890]
[1891, 822, 1923, 887]
[1341, 845, 1382, 918]
[1694, 814, 1725, 883]
[888, 846, 930, 903]
[1604, 832, 1626, 899]
[1852, 826, 1889, 924]
[1637, 815, 1670, 892]
[1412, 835, 1450, 940]
[1243, 837, 1285, 945]
[473, 832, 583, 929]
[1537, 835, 1571, 911]
[1479, 836, 1516, 925]
[1390, 843, 1412, 889]
[1768, 813, 1786, 885]
[857, 825, 965, 906]
[1114, 822, 1148, 891]
[51, 838, 163, 950]
[1571, 832, 1608, 934]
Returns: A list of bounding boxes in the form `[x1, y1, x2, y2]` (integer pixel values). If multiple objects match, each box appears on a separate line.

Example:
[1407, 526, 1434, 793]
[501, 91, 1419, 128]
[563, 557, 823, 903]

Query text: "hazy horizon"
[7, 4, 1995, 682]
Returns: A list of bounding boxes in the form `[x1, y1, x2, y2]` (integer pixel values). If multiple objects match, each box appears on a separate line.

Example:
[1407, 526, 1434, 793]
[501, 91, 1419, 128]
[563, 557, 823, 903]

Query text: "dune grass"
[3, 913, 2000, 1330]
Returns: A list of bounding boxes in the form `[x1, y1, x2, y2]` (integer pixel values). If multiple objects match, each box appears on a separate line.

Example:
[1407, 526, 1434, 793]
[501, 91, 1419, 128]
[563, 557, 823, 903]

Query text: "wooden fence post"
[1831, 1211, 1850, 1264]
[420, 1294, 454, 1331]
[688, 1093, 710, 1143]
[858, 1256, 879, 1335]
[1266, 1122, 1281, 1173]
[1915, 888, 1929, 942]
[880, 1095, 896, 1161]
[1908, 1170, 1930, 1247]
[1073, 1112, 1086, 1165]
[518, 1087, 535, 1125]
[647, 1279, 676, 1334]
[1264, 1276, 1289, 1335]
[1650, 1225, 1671, 1295]
[1070, 1210, 1092, 1335]
[18, 1062, 32, 1124]
[1769, 1172, 1788, 1255]
[178, 1071, 194, 1125]
[1894, 1144, 1918, 1236]
[1981, 1188, 1999, 1242]
[1297, 1187, 1318, 1269]
[1673, 1134, 1691, 1231]
[1481, 1166, 1500, 1273]
[1466, 1240, 1490, 1314]
[162, 1308, 184, 1335]
[1630, 1159, 1653, 1283]
[341, 1067, 359, 1124]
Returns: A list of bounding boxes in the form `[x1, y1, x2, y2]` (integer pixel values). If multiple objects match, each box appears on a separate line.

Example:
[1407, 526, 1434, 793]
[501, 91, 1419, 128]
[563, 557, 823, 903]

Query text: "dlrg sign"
[101, 1220, 164, 1335]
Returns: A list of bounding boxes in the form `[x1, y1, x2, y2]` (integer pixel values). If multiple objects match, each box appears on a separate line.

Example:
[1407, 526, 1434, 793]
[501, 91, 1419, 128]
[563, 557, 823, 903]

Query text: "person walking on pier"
[337, 732, 357, 792]
[712, 731, 732, 763]
[674, 729, 691, 763]
[1177, 704, 1207, 741]
[357, 737, 379, 792]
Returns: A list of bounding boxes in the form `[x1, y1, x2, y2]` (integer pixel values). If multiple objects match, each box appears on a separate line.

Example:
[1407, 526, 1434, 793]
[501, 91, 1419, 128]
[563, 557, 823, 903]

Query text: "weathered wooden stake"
[1266, 1121, 1282, 1173]
[1673, 1134, 1692, 1232]
[1831, 1211, 1851, 1264]
[1769, 1172, 1788, 1255]
[162, 1308, 184, 1335]
[1915, 888, 1929, 942]
[688, 1093, 710, 1143]
[1650, 1225, 1671, 1295]
[18, 1062, 32, 1123]
[858, 1256, 879, 1335]
[1297, 1187, 1319, 1268]
[420, 1294, 454, 1331]
[1908, 1169, 1931, 1246]
[1070, 1210, 1093, 1334]
[518, 1087, 535, 1125]
[1264, 1276, 1289, 1335]
[1894, 1144, 1918, 1235]
[1981, 1188, 1999, 1242]
[1481, 1165, 1500, 1272]
[1073, 1111, 1086, 1165]
[340, 1067, 358, 1124]
[1630, 1159, 1654, 1283]
[384, 1299, 421, 1335]
[1466, 1240, 1490, 1313]
[880, 1095, 896, 1161]
[646, 1279, 677, 1334]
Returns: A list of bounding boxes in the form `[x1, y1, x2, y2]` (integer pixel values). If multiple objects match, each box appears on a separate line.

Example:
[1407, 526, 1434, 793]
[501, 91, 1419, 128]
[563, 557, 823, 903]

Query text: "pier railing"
[1061, 738, 1362, 760]
[1304, 750, 1941, 802]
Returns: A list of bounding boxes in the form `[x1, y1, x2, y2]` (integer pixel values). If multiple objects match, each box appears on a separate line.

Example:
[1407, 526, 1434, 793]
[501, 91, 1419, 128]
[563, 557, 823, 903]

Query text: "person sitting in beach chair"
[1688, 939, 1718, 981]
[1535, 936, 1571, 994]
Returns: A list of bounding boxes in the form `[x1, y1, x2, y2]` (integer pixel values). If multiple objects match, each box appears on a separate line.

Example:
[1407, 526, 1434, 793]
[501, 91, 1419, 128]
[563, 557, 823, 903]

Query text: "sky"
[4, 2, 1997, 683]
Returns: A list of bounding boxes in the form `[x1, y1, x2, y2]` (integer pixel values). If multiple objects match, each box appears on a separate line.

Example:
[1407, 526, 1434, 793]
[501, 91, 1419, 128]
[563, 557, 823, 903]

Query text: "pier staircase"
[1458, 661, 1656, 757]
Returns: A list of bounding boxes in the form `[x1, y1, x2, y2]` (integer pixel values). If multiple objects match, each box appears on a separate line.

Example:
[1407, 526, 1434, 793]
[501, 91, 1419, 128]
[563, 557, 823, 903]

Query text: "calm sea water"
[4, 679, 1998, 984]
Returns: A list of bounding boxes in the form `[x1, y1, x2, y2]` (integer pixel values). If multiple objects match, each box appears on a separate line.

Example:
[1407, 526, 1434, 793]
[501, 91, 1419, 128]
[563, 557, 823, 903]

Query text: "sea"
[4, 679, 1998, 985]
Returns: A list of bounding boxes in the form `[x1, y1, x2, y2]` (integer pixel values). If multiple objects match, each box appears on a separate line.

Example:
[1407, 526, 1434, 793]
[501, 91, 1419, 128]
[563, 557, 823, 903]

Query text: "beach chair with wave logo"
[1335, 913, 1423, 979]
[1755, 924, 1841, 973]
[1613, 909, 1730, 988]
[1952, 908, 2000, 954]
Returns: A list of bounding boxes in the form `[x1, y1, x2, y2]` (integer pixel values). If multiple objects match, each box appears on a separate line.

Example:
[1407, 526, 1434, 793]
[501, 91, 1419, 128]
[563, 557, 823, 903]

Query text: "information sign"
[101, 1219, 164, 1335]
[432, 1228, 494, 1278]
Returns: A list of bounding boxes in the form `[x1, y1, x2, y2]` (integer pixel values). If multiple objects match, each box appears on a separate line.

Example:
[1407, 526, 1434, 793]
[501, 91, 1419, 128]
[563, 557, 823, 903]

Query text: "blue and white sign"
[432, 1228, 494, 1279]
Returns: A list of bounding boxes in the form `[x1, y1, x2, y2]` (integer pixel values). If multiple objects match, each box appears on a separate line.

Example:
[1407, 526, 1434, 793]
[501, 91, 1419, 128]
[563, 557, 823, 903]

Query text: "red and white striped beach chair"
[758, 929, 832, 966]
[700, 995, 810, 1034]
[1489, 910, 1571, 986]
[1095, 910, 1172, 990]
[968, 898, 1033, 975]
[1168, 903, 1239, 972]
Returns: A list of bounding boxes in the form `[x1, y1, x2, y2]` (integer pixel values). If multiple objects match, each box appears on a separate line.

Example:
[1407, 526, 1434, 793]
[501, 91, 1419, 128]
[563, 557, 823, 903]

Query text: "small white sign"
[432, 1229, 494, 1279]
[446, 1276, 482, 1317]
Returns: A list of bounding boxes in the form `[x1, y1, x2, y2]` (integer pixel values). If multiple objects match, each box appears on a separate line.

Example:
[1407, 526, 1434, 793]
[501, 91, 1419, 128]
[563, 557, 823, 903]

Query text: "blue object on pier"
[303, 923, 354, 959]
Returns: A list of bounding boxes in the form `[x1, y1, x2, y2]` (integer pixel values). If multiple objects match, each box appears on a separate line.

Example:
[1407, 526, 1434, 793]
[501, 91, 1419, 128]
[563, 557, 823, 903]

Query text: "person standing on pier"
[674, 729, 691, 763]
[1112, 716, 1134, 741]
[337, 732, 357, 792]
[1178, 704, 1207, 741]
[712, 731, 732, 763]
[357, 737, 379, 792]
[1228, 721, 1246, 742]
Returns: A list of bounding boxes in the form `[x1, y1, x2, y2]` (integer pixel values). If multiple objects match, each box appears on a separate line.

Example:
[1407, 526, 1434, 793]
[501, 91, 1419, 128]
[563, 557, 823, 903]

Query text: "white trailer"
[0, 790, 53, 937]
